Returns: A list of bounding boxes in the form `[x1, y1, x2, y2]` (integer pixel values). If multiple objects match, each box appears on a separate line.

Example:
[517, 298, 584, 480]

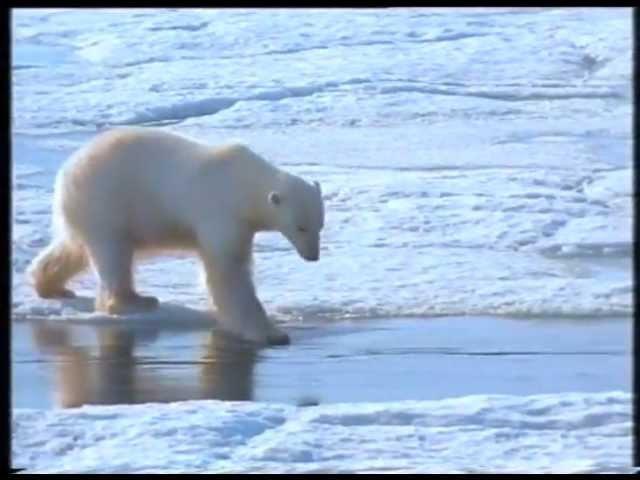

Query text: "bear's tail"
[28, 238, 89, 298]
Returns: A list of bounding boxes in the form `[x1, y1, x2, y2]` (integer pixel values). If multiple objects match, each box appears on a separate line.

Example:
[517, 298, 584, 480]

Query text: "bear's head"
[268, 176, 324, 262]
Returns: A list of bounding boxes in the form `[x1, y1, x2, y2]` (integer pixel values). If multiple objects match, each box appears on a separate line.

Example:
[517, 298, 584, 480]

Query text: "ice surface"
[13, 392, 632, 473]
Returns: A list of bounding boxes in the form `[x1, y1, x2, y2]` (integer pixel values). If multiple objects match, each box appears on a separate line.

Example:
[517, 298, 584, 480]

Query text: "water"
[13, 316, 630, 409]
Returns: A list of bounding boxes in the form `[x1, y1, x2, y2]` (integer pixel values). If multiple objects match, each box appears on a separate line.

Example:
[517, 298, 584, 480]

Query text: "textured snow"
[13, 392, 632, 473]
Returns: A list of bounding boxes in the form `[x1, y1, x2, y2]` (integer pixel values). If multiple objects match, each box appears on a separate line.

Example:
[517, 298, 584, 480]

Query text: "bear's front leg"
[199, 235, 289, 346]
[205, 261, 289, 345]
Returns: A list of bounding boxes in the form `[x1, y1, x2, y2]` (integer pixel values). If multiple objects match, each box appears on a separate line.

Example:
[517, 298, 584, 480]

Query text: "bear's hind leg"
[87, 238, 158, 315]
[29, 239, 88, 299]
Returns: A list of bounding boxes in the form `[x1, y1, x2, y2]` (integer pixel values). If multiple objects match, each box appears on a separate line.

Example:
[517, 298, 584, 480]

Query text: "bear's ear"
[313, 180, 321, 193]
[268, 191, 281, 206]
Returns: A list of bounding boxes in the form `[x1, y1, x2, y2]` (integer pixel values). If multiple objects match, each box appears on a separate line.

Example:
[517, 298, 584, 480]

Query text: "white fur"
[28, 127, 325, 345]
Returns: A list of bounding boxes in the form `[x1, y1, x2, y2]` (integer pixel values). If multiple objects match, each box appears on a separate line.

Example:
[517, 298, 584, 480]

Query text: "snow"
[13, 392, 632, 473]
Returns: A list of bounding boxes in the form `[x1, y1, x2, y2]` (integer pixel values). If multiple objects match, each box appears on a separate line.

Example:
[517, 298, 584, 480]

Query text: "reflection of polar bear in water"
[28, 127, 325, 345]
[30, 322, 259, 407]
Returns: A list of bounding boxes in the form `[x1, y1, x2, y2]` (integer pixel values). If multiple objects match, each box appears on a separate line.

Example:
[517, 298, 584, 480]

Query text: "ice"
[12, 138, 632, 321]
[12, 8, 631, 134]
[12, 392, 632, 473]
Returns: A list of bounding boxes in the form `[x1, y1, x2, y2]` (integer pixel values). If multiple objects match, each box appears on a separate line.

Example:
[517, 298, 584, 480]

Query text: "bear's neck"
[245, 167, 286, 233]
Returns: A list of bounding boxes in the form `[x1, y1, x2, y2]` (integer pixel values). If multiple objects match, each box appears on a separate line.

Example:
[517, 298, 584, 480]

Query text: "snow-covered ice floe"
[12, 391, 632, 473]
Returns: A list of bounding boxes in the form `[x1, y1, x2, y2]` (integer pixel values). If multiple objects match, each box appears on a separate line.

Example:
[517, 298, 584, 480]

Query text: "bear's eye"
[297, 226, 307, 233]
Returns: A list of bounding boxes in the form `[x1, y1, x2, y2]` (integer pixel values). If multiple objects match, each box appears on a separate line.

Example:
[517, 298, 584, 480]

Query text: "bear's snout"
[302, 242, 319, 262]
[285, 231, 320, 262]
[305, 252, 319, 262]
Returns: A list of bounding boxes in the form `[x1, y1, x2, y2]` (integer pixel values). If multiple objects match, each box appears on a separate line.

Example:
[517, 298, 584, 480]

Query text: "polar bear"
[28, 127, 325, 345]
